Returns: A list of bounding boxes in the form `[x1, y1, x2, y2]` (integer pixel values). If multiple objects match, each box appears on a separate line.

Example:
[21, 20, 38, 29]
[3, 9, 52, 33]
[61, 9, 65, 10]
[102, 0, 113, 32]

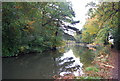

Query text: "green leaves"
[2, 2, 75, 56]
[80, 2, 119, 45]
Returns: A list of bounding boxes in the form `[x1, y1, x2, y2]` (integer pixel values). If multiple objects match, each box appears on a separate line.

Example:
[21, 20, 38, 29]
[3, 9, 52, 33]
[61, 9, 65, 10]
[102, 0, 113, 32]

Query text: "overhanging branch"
[63, 25, 82, 34]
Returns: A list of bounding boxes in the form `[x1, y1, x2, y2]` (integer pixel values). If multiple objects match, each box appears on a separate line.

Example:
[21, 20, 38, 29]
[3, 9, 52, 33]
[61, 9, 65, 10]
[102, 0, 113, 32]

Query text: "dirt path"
[109, 48, 119, 80]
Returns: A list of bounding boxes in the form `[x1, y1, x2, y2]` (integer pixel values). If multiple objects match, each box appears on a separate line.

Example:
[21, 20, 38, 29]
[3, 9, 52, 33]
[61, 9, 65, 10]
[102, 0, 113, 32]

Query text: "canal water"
[2, 44, 95, 79]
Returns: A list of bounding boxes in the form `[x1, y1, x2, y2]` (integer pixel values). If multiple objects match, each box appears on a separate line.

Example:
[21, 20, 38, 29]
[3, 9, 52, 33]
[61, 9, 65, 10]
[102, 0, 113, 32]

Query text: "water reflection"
[72, 45, 95, 67]
[56, 49, 84, 76]
[3, 51, 61, 79]
[3, 45, 95, 79]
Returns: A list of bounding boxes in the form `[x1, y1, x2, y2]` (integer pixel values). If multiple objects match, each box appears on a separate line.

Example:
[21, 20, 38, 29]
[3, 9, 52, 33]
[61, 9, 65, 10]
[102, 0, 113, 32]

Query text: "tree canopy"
[80, 2, 119, 48]
[2, 2, 78, 57]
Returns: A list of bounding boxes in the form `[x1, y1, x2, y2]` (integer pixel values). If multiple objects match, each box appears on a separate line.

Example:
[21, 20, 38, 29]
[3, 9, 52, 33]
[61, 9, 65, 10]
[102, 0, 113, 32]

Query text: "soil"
[108, 48, 119, 80]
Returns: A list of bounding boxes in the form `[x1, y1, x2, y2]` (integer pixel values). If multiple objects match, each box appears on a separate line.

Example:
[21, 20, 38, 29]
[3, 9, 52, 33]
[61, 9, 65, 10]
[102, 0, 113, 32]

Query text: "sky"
[69, 0, 98, 30]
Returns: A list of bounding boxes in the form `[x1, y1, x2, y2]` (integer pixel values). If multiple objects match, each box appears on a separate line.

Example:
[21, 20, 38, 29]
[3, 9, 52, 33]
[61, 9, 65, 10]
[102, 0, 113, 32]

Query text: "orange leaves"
[88, 47, 96, 51]
[87, 43, 97, 51]
[27, 21, 35, 25]
[99, 63, 114, 69]
[91, 52, 114, 79]
[15, 6, 22, 9]
[93, 54, 114, 69]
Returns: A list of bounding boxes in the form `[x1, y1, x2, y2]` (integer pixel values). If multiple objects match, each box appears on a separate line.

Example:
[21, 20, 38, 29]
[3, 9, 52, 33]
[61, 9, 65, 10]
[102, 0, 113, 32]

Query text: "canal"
[3, 44, 95, 79]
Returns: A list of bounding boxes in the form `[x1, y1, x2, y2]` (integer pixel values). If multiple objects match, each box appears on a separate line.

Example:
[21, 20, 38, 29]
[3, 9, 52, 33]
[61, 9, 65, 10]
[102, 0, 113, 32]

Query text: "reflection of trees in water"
[57, 57, 81, 75]
[71, 45, 95, 67]
[3, 49, 65, 79]
[52, 45, 96, 75]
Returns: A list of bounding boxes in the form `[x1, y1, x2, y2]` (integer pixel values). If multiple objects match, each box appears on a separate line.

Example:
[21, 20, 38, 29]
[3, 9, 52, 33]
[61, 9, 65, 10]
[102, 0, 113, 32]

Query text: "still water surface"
[3, 45, 95, 79]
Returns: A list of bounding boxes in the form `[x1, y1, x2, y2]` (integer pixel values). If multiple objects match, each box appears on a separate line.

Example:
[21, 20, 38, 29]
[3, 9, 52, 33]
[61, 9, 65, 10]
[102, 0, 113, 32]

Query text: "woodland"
[2, 2, 120, 79]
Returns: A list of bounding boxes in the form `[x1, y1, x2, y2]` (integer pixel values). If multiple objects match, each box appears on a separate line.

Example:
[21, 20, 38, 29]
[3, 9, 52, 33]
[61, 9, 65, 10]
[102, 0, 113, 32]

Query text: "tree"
[81, 2, 119, 47]
[2, 2, 78, 57]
